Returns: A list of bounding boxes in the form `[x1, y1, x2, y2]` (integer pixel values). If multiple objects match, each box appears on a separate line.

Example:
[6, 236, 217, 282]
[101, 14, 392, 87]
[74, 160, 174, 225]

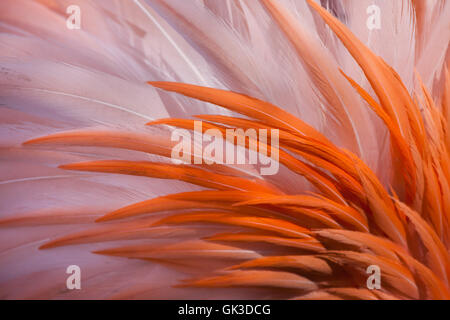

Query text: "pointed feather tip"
[232, 200, 262, 207]
[145, 119, 175, 126]
[22, 131, 80, 146]
[150, 220, 165, 227]
[222, 264, 241, 271]
[193, 114, 220, 121]
[92, 248, 123, 256]
[39, 240, 60, 250]
[92, 249, 107, 255]
[58, 161, 104, 171]
[39, 233, 87, 250]
[171, 276, 224, 288]
[22, 136, 50, 146]
[58, 163, 78, 170]
[305, 0, 323, 12]
[95, 213, 120, 222]
[95, 206, 137, 222]
[147, 81, 174, 90]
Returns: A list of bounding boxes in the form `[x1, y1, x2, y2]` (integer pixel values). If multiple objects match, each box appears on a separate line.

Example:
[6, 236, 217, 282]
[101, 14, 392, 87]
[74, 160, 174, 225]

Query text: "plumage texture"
[0, 0, 449, 299]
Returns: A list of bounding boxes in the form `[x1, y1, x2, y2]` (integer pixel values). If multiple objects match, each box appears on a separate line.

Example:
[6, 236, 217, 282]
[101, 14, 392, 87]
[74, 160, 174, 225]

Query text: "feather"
[95, 240, 261, 261]
[153, 211, 311, 239]
[206, 233, 325, 252]
[179, 270, 318, 291]
[227, 255, 333, 276]
[59, 160, 278, 193]
[1, 0, 449, 300]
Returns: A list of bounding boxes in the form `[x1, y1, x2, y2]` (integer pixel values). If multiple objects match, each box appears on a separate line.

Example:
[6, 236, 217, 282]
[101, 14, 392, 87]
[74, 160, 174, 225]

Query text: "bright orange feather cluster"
[20, 0, 450, 299]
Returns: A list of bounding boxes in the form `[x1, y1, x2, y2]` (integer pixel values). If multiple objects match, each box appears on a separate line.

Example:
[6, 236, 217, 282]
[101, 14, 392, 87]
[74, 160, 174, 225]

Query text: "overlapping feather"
[0, 0, 449, 299]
